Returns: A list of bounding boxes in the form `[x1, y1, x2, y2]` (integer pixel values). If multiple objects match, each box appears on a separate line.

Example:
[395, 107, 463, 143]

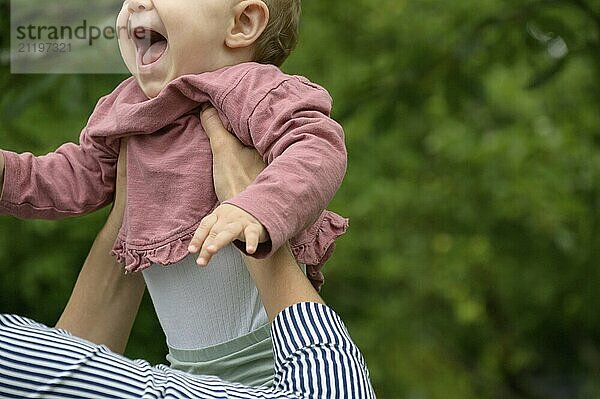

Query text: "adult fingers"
[200, 106, 233, 150]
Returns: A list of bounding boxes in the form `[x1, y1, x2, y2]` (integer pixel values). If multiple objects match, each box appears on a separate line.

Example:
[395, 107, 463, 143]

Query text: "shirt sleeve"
[271, 302, 375, 398]
[222, 70, 347, 257]
[0, 303, 375, 398]
[0, 128, 119, 219]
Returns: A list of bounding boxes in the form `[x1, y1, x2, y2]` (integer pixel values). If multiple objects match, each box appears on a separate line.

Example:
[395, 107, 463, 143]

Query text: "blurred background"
[1, 0, 599, 397]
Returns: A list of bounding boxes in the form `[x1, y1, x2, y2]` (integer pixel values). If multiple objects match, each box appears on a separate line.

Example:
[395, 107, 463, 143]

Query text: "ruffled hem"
[112, 230, 196, 273]
[290, 210, 349, 291]
[111, 210, 349, 291]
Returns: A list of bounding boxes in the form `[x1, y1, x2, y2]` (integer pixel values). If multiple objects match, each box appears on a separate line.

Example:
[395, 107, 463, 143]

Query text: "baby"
[0, 0, 348, 386]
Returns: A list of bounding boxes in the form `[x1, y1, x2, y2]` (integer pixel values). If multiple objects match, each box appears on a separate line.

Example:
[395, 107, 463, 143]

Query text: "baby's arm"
[0, 131, 119, 219]
[222, 74, 346, 258]
[188, 66, 346, 266]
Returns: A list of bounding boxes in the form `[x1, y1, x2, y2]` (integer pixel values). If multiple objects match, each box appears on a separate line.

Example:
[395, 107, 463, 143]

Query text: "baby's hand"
[188, 204, 268, 266]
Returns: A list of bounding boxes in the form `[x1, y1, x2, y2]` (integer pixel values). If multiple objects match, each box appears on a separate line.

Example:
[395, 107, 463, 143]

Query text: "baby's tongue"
[142, 40, 167, 65]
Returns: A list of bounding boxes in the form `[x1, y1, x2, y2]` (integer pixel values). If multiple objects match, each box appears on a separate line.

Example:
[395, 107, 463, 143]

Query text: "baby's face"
[117, 0, 233, 98]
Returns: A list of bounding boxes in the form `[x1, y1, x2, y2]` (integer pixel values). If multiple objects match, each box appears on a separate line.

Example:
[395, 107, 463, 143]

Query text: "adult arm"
[201, 107, 373, 395]
[199, 106, 323, 319]
[55, 140, 145, 354]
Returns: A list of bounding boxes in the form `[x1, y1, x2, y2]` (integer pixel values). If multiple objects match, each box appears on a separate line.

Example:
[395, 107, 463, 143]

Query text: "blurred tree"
[1, 0, 599, 398]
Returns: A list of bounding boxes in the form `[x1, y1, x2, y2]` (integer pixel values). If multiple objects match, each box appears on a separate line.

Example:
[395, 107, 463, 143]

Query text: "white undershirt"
[142, 245, 268, 350]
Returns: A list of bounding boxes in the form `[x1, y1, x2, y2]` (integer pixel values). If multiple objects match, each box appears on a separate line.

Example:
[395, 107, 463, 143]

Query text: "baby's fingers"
[243, 225, 262, 254]
[197, 223, 242, 266]
[202, 230, 237, 260]
[188, 213, 218, 254]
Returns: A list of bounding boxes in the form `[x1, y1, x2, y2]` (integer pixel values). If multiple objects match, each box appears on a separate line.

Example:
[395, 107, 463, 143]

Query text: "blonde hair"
[254, 0, 301, 66]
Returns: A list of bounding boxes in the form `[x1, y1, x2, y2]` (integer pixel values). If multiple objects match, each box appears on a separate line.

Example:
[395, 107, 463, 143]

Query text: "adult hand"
[188, 107, 269, 266]
[200, 106, 265, 202]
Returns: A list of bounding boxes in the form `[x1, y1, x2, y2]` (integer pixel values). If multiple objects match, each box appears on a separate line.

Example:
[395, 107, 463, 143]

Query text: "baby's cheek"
[115, 10, 135, 73]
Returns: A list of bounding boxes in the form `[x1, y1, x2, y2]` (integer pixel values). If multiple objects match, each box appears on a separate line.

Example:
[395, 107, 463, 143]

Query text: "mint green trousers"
[166, 323, 274, 387]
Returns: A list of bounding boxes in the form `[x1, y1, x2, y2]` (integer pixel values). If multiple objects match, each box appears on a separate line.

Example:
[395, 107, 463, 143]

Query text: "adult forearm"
[201, 107, 325, 320]
[56, 140, 136, 354]
[243, 246, 324, 322]
[56, 216, 145, 354]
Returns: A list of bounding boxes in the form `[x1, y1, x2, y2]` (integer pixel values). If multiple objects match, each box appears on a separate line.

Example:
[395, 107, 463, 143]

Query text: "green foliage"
[1, 0, 600, 398]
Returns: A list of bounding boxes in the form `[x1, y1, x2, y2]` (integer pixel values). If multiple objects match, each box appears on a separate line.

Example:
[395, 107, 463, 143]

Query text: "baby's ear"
[226, 0, 269, 49]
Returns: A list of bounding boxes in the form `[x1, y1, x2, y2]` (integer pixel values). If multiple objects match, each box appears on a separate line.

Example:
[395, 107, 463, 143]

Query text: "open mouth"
[132, 28, 168, 66]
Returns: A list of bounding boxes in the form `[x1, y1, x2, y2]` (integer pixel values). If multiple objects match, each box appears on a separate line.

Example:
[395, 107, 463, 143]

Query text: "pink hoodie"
[0, 62, 348, 289]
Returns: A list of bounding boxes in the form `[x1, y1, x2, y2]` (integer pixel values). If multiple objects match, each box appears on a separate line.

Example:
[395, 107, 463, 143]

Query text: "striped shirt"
[0, 302, 375, 398]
